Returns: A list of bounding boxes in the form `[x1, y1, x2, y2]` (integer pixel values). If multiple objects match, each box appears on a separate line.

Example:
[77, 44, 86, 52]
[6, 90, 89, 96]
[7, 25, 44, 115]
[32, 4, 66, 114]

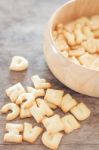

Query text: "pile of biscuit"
[53, 15, 99, 70]
[0, 56, 91, 150]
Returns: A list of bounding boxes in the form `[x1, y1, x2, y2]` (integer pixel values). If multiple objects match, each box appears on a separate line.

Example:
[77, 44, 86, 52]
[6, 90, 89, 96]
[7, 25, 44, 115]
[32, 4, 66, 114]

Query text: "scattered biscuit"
[36, 99, 54, 116]
[16, 93, 35, 108]
[62, 114, 80, 133]
[1, 71, 91, 147]
[42, 131, 63, 150]
[70, 102, 91, 121]
[44, 89, 64, 106]
[31, 75, 51, 89]
[9, 56, 29, 71]
[6, 82, 25, 103]
[60, 94, 77, 113]
[45, 101, 57, 110]
[4, 123, 23, 143]
[27, 86, 45, 98]
[20, 104, 32, 119]
[23, 122, 43, 143]
[30, 98, 54, 123]
[1, 103, 20, 120]
[42, 114, 64, 134]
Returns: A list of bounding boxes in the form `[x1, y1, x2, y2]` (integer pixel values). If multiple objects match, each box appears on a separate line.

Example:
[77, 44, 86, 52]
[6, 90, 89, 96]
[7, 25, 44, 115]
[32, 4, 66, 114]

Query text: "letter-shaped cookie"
[60, 94, 77, 113]
[78, 53, 96, 67]
[27, 86, 45, 98]
[74, 17, 90, 27]
[55, 37, 69, 51]
[6, 82, 25, 103]
[9, 56, 28, 71]
[16, 93, 35, 108]
[23, 122, 43, 143]
[62, 114, 80, 133]
[63, 31, 75, 46]
[42, 131, 63, 150]
[20, 104, 32, 119]
[4, 123, 23, 143]
[82, 38, 97, 54]
[74, 28, 86, 44]
[42, 114, 64, 134]
[70, 103, 91, 121]
[30, 98, 54, 123]
[44, 89, 64, 106]
[68, 48, 85, 57]
[82, 26, 93, 38]
[89, 15, 99, 30]
[1, 103, 20, 120]
[31, 75, 51, 89]
[45, 101, 57, 110]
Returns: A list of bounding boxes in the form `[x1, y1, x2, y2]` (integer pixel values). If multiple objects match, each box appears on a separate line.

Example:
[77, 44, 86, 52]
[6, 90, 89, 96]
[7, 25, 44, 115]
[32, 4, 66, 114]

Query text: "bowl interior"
[50, 0, 99, 31]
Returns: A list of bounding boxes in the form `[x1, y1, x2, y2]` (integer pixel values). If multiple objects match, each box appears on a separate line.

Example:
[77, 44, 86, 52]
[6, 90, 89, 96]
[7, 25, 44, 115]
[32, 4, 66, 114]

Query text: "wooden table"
[0, 0, 99, 150]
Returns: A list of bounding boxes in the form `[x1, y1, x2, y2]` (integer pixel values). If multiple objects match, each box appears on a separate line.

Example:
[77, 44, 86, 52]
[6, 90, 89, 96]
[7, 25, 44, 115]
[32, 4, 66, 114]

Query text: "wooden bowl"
[44, 0, 99, 97]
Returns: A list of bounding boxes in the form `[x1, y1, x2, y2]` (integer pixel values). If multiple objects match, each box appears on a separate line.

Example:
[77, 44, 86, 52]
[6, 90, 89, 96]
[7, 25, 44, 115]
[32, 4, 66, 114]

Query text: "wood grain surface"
[0, 0, 99, 150]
